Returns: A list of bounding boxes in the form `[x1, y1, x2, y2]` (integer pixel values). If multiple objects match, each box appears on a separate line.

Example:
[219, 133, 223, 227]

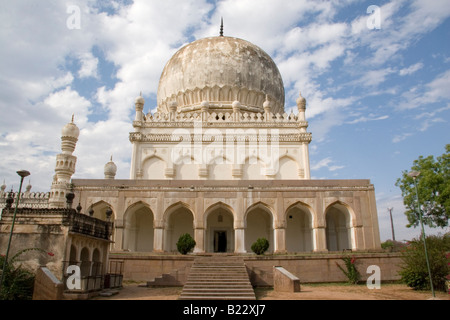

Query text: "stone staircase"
[178, 256, 256, 300]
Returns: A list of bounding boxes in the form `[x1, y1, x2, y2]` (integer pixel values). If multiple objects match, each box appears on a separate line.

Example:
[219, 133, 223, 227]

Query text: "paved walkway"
[93, 283, 449, 300]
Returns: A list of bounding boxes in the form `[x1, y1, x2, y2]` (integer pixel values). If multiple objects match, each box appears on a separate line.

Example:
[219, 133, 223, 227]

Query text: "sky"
[0, 0, 449, 242]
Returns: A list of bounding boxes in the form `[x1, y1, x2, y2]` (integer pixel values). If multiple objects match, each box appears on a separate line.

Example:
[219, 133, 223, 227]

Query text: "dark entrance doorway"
[214, 231, 227, 252]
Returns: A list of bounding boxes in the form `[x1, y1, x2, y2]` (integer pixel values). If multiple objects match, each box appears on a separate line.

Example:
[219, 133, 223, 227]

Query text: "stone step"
[179, 292, 256, 298]
[185, 279, 251, 286]
[193, 266, 244, 268]
[184, 285, 252, 289]
[179, 256, 255, 300]
[178, 296, 256, 301]
[183, 287, 253, 293]
[187, 272, 248, 277]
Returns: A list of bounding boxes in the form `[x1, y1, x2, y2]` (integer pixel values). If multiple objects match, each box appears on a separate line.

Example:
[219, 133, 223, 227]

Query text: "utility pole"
[387, 207, 395, 242]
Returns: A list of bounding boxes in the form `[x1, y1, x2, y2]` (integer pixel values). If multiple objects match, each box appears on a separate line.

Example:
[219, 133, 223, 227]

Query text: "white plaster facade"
[49, 34, 381, 254]
[71, 179, 381, 254]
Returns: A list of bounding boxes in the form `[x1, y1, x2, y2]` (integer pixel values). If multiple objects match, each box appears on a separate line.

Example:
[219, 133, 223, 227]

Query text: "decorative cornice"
[129, 132, 312, 143]
[134, 120, 308, 129]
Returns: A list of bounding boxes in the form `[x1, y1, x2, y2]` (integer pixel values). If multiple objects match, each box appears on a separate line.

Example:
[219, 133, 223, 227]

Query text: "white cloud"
[346, 114, 389, 124]
[44, 87, 91, 126]
[78, 52, 99, 79]
[399, 62, 424, 76]
[392, 132, 413, 143]
[311, 157, 344, 172]
[357, 68, 396, 87]
[398, 70, 450, 110]
[0, 0, 449, 196]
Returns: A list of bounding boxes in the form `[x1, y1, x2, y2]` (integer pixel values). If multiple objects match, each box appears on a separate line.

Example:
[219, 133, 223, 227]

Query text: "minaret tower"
[49, 116, 80, 208]
[104, 156, 117, 180]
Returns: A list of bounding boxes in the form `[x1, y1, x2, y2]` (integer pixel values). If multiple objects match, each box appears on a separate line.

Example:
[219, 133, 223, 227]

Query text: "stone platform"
[109, 252, 402, 287]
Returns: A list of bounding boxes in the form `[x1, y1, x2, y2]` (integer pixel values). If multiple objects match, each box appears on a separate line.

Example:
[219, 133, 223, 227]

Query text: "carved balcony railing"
[0, 207, 113, 241]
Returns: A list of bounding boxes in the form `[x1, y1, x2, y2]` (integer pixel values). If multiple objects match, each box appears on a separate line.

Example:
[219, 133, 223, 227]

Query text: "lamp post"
[0, 170, 30, 289]
[408, 170, 435, 298]
[387, 207, 395, 242]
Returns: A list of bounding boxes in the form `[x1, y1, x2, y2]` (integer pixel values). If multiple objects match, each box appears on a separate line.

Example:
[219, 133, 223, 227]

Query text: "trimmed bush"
[176, 233, 196, 255]
[251, 238, 269, 255]
[399, 234, 450, 292]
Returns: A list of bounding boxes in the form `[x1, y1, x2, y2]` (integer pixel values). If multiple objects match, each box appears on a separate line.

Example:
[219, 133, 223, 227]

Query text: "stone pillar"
[274, 227, 286, 253]
[234, 228, 246, 253]
[113, 219, 124, 251]
[201, 101, 209, 122]
[169, 101, 177, 121]
[232, 101, 241, 122]
[302, 142, 311, 179]
[194, 228, 205, 253]
[352, 225, 364, 251]
[313, 227, 328, 252]
[153, 226, 164, 253]
[134, 95, 145, 122]
[263, 95, 272, 121]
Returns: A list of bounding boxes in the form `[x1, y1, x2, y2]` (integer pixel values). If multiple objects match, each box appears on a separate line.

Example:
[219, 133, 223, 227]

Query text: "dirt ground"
[93, 282, 449, 300]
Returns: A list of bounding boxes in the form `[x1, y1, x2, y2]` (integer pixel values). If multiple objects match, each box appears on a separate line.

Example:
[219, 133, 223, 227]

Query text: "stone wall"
[109, 253, 403, 286]
[109, 253, 195, 282]
[32, 267, 64, 300]
[244, 253, 403, 286]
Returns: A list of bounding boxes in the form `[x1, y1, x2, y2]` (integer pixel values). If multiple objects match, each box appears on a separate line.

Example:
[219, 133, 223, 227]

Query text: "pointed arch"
[244, 201, 274, 223]
[142, 155, 167, 180]
[243, 155, 266, 180]
[87, 200, 114, 221]
[164, 201, 194, 220]
[205, 201, 235, 253]
[80, 247, 90, 277]
[245, 202, 274, 253]
[208, 155, 233, 179]
[123, 201, 154, 252]
[276, 155, 300, 179]
[69, 245, 77, 263]
[204, 201, 235, 224]
[285, 201, 314, 252]
[325, 201, 353, 251]
[163, 201, 195, 253]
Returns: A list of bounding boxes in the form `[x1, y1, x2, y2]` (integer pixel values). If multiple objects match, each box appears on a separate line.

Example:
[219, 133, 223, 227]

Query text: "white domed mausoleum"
[63, 32, 381, 256]
[1, 30, 385, 293]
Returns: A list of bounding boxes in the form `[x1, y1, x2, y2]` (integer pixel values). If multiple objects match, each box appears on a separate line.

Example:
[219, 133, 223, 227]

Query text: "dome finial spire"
[220, 17, 224, 37]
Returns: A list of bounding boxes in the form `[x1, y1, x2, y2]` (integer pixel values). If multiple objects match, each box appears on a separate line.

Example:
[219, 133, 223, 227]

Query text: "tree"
[395, 144, 450, 229]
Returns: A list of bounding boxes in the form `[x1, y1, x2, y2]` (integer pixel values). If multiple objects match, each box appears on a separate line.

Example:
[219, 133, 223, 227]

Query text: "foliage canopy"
[395, 144, 449, 228]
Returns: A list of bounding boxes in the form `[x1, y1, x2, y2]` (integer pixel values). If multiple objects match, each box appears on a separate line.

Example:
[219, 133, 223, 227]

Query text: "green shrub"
[0, 248, 52, 300]
[176, 233, 196, 255]
[336, 256, 360, 284]
[381, 240, 407, 252]
[251, 238, 269, 255]
[399, 234, 450, 292]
